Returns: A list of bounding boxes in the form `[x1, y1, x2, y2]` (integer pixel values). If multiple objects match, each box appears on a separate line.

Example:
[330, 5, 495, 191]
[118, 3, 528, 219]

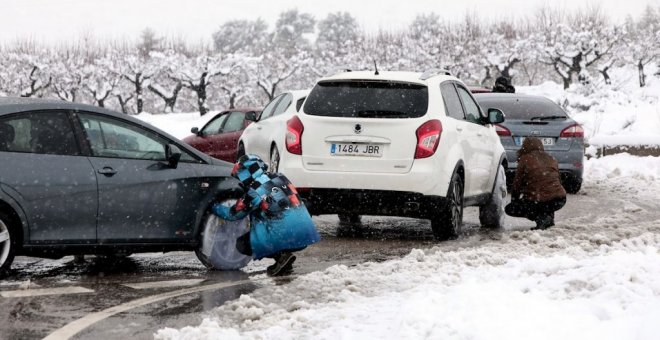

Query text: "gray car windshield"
[477, 97, 567, 120]
[303, 80, 428, 118]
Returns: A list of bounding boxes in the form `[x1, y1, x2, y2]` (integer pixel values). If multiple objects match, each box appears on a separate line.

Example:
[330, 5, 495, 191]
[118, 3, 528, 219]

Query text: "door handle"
[477, 132, 483, 137]
[455, 126, 463, 132]
[257, 126, 262, 130]
[98, 167, 118, 176]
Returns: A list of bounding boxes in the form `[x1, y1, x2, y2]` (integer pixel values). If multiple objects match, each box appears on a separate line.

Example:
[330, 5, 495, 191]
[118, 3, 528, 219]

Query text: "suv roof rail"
[326, 66, 354, 77]
[420, 67, 452, 80]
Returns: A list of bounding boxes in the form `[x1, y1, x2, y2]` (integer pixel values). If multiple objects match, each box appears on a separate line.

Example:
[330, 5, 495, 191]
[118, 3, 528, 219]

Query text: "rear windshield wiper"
[357, 110, 406, 118]
[530, 115, 567, 121]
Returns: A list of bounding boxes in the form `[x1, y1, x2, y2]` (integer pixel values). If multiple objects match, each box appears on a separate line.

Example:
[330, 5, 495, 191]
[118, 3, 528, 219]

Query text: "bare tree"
[536, 6, 622, 89]
[173, 54, 241, 115]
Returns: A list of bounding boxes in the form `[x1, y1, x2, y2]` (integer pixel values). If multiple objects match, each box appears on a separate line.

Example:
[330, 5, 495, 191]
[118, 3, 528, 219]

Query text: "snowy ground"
[154, 154, 660, 340]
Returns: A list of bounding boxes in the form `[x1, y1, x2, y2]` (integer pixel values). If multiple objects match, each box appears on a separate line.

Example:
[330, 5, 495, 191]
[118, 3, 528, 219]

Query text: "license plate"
[330, 143, 383, 157]
[514, 137, 555, 146]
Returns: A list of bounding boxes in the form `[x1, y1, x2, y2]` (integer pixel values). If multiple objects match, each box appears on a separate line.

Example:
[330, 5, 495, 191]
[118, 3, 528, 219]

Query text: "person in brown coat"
[505, 137, 567, 229]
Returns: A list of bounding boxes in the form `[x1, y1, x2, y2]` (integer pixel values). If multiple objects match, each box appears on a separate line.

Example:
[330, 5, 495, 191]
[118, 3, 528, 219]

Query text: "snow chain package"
[199, 200, 252, 270]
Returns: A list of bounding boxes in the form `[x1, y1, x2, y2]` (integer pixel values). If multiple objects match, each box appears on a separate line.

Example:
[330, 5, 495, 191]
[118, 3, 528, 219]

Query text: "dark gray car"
[475, 93, 584, 193]
[0, 97, 241, 277]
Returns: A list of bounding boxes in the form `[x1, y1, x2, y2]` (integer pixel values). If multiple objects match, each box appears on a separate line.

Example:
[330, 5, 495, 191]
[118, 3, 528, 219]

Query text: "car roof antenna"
[373, 59, 379, 75]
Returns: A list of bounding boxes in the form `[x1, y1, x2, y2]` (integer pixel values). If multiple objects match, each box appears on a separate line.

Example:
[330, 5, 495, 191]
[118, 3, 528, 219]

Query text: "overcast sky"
[0, 0, 658, 43]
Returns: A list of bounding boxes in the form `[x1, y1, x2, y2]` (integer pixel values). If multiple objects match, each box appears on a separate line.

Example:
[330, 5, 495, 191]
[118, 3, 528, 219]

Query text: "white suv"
[238, 90, 309, 172]
[279, 70, 508, 240]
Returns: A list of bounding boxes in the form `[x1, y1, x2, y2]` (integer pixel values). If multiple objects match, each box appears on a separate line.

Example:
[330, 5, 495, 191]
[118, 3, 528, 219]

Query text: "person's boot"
[267, 252, 296, 276]
[532, 215, 554, 230]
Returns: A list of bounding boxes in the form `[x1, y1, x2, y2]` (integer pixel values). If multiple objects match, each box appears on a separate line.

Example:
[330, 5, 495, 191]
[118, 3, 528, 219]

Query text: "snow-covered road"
[156, 154, 660, 340]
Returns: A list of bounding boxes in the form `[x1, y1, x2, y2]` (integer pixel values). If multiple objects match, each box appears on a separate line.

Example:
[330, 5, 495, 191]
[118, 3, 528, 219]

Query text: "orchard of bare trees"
[0, 5, 658, 115]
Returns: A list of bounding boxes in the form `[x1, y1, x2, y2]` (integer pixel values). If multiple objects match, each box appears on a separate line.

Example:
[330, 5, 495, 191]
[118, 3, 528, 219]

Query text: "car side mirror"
[488, 108, 505, 124]
[166, 144, 182, 168]
[191, 127, 200, 136]
[245, 111, 258, 122]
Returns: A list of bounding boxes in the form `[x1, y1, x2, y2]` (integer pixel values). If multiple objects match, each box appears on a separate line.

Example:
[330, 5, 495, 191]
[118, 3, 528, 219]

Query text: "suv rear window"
[476, 97, 567, 120]
[303, 80, 428, 118]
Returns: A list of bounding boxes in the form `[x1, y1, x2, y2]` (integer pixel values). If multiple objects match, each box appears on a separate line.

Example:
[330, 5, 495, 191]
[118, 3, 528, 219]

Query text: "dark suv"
[0, 98, 241, 277]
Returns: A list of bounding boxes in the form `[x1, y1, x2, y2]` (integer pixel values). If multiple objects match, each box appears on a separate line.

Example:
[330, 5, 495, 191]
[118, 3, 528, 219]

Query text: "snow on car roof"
[321, 71, 455, 85]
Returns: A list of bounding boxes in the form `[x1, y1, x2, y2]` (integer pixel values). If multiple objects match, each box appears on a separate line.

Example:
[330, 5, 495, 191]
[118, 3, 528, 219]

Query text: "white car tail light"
[560, 124, 584, 138]
[415, 120, 442, 159]
[494, 124, 512, 136]
[286, 116, 304, 155]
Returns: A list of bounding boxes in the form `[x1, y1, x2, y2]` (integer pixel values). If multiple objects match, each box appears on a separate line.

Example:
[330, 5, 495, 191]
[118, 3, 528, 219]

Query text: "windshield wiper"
[530, 115, 567, 121]
[357, 110, 406, 118]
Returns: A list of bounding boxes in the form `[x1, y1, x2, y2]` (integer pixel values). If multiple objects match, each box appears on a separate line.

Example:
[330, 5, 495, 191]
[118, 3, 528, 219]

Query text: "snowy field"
[153, 154, 660, 339]
[518, 72, 660, 153]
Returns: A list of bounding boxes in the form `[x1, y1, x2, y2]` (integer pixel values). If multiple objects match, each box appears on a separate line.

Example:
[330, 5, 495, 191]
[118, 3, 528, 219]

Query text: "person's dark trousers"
[505, 197, 566, 228]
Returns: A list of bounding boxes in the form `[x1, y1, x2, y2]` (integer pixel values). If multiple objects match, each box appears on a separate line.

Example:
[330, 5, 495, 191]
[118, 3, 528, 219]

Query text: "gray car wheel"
[562, 176, 582, 194]
[195, 201, 251, 270]
[0, 212, 16, 277]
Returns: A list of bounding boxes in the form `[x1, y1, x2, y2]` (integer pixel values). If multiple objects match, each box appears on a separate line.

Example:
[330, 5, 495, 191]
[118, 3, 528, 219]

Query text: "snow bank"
[156, 234, 660, 340]
[519, 72, 660, 149]
[156, 155, 660, 340]
[585, 153, 660, 183]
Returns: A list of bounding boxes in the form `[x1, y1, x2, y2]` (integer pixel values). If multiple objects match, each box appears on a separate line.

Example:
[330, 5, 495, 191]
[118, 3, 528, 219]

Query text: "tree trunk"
[135, 73, 144, 114]
[480, 66, 492, 86]
[149, 82, 182, 113]
[228, 93, 236, 109]
[197, 87, 208, 115]
[116, 94, 134, 114]
[599, 67, 611, 85]
[638, 60, 646, 88]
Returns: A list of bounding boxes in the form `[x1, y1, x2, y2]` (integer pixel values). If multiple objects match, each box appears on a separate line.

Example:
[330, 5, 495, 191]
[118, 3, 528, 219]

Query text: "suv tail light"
[286, 116, 304, 155]
[494, 124, 511, 136]
[560, 124, 584, 138]
[415, 120, 442, 159]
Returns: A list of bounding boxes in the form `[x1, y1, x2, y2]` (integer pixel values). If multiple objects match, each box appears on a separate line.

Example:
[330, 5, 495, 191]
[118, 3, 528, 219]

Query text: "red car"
[183, 108, 261, 163]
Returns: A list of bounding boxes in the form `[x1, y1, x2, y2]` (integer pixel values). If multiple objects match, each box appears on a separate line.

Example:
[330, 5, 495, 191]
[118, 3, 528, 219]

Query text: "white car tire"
[269, 146, 280, 173]
[479, 165, 507, 228]
[431, 172, 464, 241]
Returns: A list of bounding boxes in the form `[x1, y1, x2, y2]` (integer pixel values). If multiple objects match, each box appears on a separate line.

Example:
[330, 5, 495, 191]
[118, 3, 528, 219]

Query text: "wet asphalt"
[0, 187, 626, 339]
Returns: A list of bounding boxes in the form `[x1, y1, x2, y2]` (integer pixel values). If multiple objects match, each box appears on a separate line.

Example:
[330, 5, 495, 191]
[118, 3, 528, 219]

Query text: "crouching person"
[505, 137, 567, 230]
[212, 154, 320, 276]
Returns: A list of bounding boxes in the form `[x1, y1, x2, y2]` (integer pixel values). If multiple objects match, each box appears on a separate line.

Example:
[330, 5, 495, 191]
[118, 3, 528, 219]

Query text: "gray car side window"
[440, 82, 466, 120]
[259, 94, 284, 121]
[456, 85, 483, 124]
[0, 111, 80, 156]
[79, 113, 195, 162]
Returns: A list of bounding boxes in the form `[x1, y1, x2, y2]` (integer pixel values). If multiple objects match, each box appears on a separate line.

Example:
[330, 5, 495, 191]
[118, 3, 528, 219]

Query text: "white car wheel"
[479, 165, 507, 228]
[269, 146, 280, 173]
[431, 172, 464, 240]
